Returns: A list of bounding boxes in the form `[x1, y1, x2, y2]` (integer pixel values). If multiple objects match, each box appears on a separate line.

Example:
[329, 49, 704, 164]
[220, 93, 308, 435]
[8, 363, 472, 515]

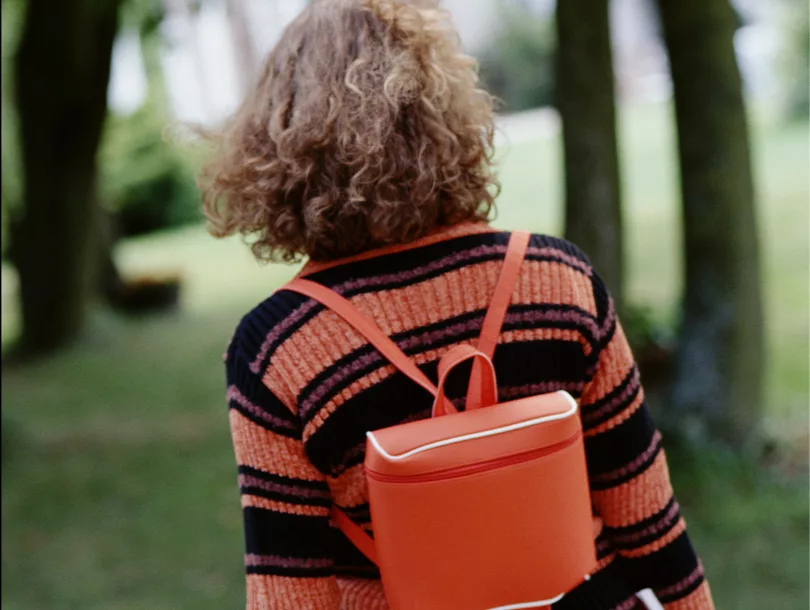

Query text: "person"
[200, 1, 716, 608]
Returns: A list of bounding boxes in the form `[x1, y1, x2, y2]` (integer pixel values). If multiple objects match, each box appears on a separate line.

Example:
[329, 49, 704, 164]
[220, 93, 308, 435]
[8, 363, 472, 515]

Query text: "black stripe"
[621, 530, 704, 595]
[591, 438, 662, 491]
[333, 528, 378, 577]
[584, 401, 658, 478]
[553, 558, 639, 609]
[242, 506, 333, 559]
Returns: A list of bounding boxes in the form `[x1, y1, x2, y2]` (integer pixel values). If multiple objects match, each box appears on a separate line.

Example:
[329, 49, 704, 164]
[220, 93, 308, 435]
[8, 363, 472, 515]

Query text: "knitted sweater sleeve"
[581, 272, 715, 610]
[225, 331, 341, 610]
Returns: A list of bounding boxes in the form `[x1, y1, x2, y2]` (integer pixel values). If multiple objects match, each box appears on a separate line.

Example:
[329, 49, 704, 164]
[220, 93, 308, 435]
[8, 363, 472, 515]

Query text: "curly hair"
[199, 0, 498, 263]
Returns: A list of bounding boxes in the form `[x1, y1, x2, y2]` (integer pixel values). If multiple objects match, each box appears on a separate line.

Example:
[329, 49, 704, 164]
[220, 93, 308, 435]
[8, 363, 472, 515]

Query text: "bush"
[478, 10, 556, 113]
[100, 99, 202, 238]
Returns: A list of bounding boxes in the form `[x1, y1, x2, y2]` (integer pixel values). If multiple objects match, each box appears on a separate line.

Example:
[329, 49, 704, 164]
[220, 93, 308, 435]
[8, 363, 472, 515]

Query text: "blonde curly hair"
[200, 0, 498, 263]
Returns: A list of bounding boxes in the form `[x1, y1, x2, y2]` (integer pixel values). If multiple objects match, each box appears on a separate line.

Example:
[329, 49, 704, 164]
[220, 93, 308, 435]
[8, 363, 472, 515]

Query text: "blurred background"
[1, 0, 807, 608]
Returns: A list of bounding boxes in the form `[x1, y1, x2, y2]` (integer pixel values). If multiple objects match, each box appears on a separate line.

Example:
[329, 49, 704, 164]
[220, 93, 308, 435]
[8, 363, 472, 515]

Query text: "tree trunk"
[226, 0, 258, 97]
[555, 0, 624, 306]
[12, 0, 121, 355]
[657, 0, 764, 446]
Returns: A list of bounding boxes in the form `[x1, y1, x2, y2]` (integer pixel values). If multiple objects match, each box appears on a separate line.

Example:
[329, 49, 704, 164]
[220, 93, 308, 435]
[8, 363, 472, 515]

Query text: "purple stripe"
[500, 381, 585, 399]
[250, 243, 593, 372]
[610, 501, 681, 547]
[581, 368, 641, 427]
[591, 431, 663, 485]
[527, 246, 593, 276]
[611, 596, 643, 610]
[227, 386, 297, 431]
[244, 553, 333, 569]
[250, 299, 321, 374]
[503, 308, 600, 341]
[238, 474, 330, 501]
[656, 563, 705, 599]
[600, 296, 616, 340]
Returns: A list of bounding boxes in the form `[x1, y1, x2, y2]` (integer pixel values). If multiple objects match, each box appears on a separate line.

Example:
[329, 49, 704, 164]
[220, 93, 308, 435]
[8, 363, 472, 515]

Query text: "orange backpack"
[284, 231, 598, 609]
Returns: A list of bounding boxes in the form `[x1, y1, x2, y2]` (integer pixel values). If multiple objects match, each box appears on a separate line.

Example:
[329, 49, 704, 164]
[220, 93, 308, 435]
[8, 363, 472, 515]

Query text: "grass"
[2, 101, 808, 609]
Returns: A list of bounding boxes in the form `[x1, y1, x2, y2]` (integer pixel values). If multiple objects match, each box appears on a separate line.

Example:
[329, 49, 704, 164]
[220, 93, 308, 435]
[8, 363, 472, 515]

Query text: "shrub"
[100, 98, 202, 238]
[477, 9, 556, 113]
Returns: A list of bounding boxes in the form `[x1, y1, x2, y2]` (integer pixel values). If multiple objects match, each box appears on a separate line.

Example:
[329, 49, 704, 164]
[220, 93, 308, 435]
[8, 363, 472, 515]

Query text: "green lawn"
[2, 101, 808, 609]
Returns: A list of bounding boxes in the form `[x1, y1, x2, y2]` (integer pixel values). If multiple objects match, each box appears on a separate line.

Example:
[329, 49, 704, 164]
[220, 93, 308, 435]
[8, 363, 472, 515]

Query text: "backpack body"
[366, 387, 595, 609]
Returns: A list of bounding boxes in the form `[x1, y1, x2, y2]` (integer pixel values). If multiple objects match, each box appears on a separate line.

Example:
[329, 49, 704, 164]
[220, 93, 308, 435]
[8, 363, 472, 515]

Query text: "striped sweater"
[224, 222, 715, 610]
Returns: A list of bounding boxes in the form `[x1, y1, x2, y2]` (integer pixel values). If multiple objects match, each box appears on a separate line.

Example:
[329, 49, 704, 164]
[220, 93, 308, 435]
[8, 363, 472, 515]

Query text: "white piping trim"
[367, 391, 579, 461]
[486, 592, 565, 609]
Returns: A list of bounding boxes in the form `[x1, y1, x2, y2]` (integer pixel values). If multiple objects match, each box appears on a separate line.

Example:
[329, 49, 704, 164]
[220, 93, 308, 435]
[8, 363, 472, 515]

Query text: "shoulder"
[526, 233, 594, 274]
[225, 287, 315, 381]
[524, 233, 612, 332]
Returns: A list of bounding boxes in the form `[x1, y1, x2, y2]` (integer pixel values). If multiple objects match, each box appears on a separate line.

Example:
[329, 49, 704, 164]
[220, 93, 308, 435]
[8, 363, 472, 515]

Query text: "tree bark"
[13, 0, 121, 355]
[657, 0, 764, 446]
[555, 0, 624, 306]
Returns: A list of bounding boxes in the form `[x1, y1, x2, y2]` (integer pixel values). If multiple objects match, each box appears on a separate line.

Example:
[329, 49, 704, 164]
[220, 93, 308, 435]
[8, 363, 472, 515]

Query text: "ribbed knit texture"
[224, 223, 715, 610]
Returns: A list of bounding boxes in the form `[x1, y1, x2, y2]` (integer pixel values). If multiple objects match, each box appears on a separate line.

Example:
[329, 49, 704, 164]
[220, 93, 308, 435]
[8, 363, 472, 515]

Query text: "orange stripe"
[240, 494, 329, 517]
[336, 577, 389, 609]
[518, 260, 596, 316]
[229, 410, 325, 482]
[246, 574, 340, 609]
[591, 452, 674, 527]
[581, 322, 635, 405]
[329, 463, 369, 508]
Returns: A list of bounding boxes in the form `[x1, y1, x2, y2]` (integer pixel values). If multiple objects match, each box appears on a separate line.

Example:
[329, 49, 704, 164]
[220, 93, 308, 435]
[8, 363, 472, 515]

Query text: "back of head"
[201, 0, 497, 262]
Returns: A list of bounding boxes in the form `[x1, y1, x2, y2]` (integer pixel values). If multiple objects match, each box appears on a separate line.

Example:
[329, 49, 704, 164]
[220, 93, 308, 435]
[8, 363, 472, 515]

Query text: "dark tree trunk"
[555, 0, 624, 306]
[657, 0, 764, 446]
[12, 0, 121, 355]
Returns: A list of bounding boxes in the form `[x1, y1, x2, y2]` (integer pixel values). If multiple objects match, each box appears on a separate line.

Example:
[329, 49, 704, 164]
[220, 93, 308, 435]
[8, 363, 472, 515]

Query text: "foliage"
[99, 33, 202, 238]
[0, 0, 23, 260]
[100, 105, 202, 237]
[477, 9, 556, 113]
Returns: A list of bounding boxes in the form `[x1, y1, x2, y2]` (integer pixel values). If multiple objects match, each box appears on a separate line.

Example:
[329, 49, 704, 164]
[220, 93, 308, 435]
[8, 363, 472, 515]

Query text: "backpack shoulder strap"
[282, 277, 441, 566]
[465, 231, 531, 409]
[282, 278, 438, 399]
[478, 231, 532, 359]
